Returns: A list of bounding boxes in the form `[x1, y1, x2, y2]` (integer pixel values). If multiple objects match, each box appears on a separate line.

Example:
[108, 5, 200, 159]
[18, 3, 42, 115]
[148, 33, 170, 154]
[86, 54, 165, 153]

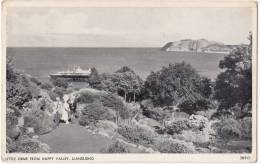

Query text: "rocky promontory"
[161, 39, 239, 54]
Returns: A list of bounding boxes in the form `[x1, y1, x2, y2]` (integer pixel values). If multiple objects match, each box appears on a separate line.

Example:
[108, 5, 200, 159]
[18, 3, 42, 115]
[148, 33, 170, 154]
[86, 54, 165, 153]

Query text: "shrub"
[118, 123, 156, 145]
[40, 82, 53, 90]
[174, 130, 210, 143]
[6, 82, 32, 109]
[79, 101, 108, 126]
[240, 117, 252, 139]
[11, 139, 50, 153]
[142, 107, 165, 121]
[100, 93, 130, 119]
[212, 118, 242, 140]
[77, 89, 131, 119]
[101, 141, 130, 153]
[50, 77, 69, 88]
[78, 115, 94, 127]
[165, 120, 190, 135]
[76, 91, 96, 104]
[53, 87, 66, 99]
[154, 138, 196, 153]
[178, 99, 211, 115]
[23, 109, 58, 135]
[30, 77, 42, 86]
[188, 115, 208, 131]
[145, 62, 211, 107]
[140, 99, 154, 110]
[47, 90, 60, 101]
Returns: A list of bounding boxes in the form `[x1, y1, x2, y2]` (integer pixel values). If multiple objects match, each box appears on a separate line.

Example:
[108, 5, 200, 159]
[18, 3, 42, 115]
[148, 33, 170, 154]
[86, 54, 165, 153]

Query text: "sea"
[7, 47, 226, 81]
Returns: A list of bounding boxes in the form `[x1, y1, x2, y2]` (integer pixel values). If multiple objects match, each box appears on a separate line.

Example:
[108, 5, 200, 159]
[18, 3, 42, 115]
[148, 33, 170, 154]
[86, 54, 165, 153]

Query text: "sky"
[6, 7, 253, 47]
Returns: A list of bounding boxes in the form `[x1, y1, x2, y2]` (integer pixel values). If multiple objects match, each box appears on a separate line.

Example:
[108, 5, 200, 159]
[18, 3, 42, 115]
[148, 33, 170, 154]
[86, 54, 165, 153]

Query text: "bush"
[40, 82, 53, 90]
[10, 139, 50, 153]
[30, 77, 42, 86]
[23, 109, 58, 135]
[154, 137, 196, 153]
[101, 141, 130, 153]
[165, 120, 190, 135]
[240, 117, 252, 139]
[76, 91, 97, 104]
[144, 62, 211, 107]
[142, 107, 165, 121]
[212, 118, 242, 140]
[50, 77, 69, 88]
[7, 82, 33, 109]
[178, 99, 211, 115]
[100, 93, 130, 119]
[53, 87, 66, 99]
[79, 101, 108, 126]
[220, 124, 241, 139]
[188, 114, 208, 131]
[118, 122, 156, 145]
[174, 130, 210, 143]
[78, 115, 94, 127]
[76, 89, 131, 119]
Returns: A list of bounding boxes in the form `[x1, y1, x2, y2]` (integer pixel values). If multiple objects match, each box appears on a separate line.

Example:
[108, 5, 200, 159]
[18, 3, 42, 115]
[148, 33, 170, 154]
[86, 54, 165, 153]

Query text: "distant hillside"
[161, 39, 240, 54]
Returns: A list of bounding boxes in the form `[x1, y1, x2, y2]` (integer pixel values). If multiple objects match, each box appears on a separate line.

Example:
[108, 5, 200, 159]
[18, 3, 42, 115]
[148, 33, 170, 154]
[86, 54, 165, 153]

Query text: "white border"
[1, 0, 257, 163]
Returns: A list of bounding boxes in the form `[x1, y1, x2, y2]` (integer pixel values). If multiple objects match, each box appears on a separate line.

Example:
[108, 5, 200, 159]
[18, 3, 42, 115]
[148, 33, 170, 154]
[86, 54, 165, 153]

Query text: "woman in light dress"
[54, 96, 69, 124]
[62, 95, 70, 124]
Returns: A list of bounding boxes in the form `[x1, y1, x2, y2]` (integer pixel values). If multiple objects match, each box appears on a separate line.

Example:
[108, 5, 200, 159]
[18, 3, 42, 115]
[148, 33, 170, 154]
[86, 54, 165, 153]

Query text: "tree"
[144, 62, 212, 112]
[101, 66, 143, 102]
[88, 67, 103, 89]
[214, 34, 252, 115]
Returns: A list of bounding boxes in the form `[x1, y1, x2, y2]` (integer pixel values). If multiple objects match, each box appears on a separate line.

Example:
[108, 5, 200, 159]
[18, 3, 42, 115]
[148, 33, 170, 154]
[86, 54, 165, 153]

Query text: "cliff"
[161, 39, 238, 54]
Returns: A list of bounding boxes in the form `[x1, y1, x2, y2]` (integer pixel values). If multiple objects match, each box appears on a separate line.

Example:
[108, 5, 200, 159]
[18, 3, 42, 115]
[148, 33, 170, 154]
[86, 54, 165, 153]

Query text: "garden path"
[39, 123, 112, 153]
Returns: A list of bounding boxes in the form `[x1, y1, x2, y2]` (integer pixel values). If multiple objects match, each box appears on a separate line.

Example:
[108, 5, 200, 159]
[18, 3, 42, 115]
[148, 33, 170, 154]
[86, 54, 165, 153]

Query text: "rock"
[161, 39, 235, 53]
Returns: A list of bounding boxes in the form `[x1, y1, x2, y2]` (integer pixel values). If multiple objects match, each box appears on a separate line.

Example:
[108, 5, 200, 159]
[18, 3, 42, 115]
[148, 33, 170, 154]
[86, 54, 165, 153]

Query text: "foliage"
[78, 115, 94, 127]
[23, 109, 58, 135]
[101, 141, 130, 153]
[77, 89, 130, 119]
[188, 114, 208, 131]
[79, 101, 108, 125]
[165, 120, 190, 135]
[179, 98, 211, 115]
[50, 77, 69, 88]
[211, 118, 242, 140]
[154, 137, 196, 153]
[52, 87, 66, 99]
[88, 68, 103, 89]
[214, 35, 252, 114]
[240, 117, 252, 139]
[30, 77, 42, 86]
[6, 56, 18, 82]
[174, 130, 210, 143]
[99, 93, 130, 119]
[118, 122, 156, 145]
[144, 62, 212, 112]
[142, 107, 165, 121]
[40, 82, 53, 91]
[6, 80, 32, 109]
[101, 66, 144, 102]
[9, 139, 50, 153]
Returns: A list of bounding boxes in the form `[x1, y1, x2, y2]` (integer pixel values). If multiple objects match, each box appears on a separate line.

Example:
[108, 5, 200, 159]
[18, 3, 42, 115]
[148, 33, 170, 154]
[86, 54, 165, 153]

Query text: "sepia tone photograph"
[1, 0, 257, 162]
